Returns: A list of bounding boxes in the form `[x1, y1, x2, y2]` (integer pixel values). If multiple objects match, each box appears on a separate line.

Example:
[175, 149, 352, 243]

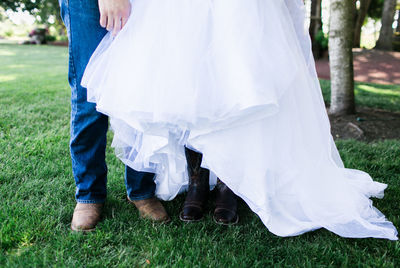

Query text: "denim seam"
[67, 1, 78, 102]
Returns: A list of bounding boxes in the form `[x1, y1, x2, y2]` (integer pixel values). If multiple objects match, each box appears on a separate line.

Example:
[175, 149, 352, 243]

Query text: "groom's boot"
[180, 148, 210, 222]
[71, 203, 103, 232]
[128, 197, 170, 223]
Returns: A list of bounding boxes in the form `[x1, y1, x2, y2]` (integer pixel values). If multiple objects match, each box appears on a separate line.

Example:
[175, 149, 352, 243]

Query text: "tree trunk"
[354, 0, 372, 48]
[309, 0, 323, 58]
[375, 0, 397, 50]
[329, 0, 355, 115]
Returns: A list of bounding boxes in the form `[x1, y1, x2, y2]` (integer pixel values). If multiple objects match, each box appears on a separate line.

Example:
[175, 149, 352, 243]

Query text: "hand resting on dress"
[98, 0, 131, 36]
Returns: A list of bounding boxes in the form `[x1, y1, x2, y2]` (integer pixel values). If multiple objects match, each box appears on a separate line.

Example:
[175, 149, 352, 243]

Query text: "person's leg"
[125, 166, 156, 201]
[180, 148, 238, 225]
[213, 179, 239, 225]
[125, 166, 170, 222]
[60, 0, 108, 204]
[60, 0, 169, 226]
[59, 0, 109, 231]
[180, 148, 210, 222]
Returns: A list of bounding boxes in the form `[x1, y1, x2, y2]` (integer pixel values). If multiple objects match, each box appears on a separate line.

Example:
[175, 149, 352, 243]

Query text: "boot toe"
[129, 197, 170, 223]
[180, 206, 204, 222]
[213, 209, 239, 225]
[71, 203, 103, 232]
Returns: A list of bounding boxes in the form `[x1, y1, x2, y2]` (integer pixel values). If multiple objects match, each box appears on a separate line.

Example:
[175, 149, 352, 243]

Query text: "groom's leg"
[59, 0, 109, 231]
[125, 166, 156, 201]
[60, 0, 167, 228]
[60, 0, 109, 204]
[125, 167, 170, 222]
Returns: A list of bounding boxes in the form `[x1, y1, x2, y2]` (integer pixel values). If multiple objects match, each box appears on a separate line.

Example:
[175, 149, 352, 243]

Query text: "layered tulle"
[82, 0, 398, 240]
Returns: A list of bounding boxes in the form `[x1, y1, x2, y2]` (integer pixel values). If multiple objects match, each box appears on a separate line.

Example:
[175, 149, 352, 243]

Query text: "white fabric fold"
[81, 0, 398, 240]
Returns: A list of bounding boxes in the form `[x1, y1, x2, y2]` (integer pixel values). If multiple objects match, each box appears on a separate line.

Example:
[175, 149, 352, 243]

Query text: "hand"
[98, 0, 131, 36]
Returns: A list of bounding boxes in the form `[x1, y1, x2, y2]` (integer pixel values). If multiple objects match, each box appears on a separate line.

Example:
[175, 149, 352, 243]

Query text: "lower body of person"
[180, 148, 239, 225]
[58, 0, 170, 231]
[81, 0, 398, 239]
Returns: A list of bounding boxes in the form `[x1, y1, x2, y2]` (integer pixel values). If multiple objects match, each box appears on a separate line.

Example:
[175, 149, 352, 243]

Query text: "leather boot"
[179, 148, 210, 222]
[128, 197, 171, 223]
[213, 179, 239, 225]
[71, 203, 103, 232]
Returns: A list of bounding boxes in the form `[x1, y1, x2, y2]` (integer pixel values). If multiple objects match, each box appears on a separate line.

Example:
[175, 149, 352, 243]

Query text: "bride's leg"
[179, 148, 210, 222]
[214, 179, 238, 225]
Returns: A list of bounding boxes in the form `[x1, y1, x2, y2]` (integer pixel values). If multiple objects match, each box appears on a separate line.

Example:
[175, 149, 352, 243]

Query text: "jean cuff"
[76, 199, 106, 204]
[127, 192, 155, 201]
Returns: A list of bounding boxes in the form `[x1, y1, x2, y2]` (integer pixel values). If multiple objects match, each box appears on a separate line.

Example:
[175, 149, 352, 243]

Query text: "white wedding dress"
[82, 0, 398, 240]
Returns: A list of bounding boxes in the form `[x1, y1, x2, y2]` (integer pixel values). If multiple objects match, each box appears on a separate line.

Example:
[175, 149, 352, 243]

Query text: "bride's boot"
[213, 179, 239, 225]
[179, 148, 210, 222]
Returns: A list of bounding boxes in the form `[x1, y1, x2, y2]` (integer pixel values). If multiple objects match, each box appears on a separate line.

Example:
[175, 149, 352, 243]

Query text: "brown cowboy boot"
[213, 179, 239, 225]
[128, 197, 170, 223]
[71, 203, 104, 232]
[179, 148, 210, 222]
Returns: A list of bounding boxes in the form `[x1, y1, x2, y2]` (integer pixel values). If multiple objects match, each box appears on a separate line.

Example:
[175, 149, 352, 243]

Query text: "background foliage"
[0, 0, 60, 24]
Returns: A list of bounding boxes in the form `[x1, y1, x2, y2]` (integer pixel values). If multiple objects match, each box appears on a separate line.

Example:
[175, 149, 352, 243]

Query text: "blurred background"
[0, 0, 398, 49]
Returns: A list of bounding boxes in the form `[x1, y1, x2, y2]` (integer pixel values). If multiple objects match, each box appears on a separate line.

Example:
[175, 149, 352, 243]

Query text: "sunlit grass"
[0, 50, 16, 56]
[320, 79, 400, 111]
[0, 74, 17, 82]
[357, 84, 400, 97]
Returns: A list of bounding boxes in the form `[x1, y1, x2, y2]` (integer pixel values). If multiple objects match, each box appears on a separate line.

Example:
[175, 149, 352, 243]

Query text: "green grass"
[320, 79, 400, 112]
[0, 44, 400, 267]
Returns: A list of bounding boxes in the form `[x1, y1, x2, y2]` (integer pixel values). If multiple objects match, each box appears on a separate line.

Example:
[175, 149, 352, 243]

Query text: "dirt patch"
[329, 107, 400, 141]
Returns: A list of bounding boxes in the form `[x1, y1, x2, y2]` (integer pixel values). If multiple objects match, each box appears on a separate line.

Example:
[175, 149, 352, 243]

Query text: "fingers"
[121, 16, 128, 29]
[100, 12, 107, 28]
[113, 17, 122, 36]
[113, 7, 131, 36]
[99, 8, 115, 33]
[98, 0, 132, 35]
[100, 12, 123, 36]
[111, 13, 131, 36]
[122, 7, 131, 28]
[106, 15, 114, 32]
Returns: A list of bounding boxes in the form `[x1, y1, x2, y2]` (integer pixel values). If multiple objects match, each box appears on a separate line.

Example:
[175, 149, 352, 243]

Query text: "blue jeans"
[59, 0, 156, 203]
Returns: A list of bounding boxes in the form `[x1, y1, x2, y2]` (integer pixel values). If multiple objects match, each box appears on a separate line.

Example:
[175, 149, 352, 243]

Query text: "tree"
[354, 0, 373, 47]
[329, 0, 355, 115]
[375, 0, 397, 50]
[368, 0, 385, 19]
[396, 9, 400, 32]
[309, 0, 324, 58]
[0, 0, 61, 25]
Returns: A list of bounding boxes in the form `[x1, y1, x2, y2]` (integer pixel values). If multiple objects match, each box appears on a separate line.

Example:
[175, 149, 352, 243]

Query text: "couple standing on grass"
[60, 0, 398, 240]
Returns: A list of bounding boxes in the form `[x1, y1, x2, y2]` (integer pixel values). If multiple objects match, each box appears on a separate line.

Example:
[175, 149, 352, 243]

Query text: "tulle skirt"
[82, 0, 398, 240]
